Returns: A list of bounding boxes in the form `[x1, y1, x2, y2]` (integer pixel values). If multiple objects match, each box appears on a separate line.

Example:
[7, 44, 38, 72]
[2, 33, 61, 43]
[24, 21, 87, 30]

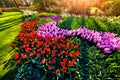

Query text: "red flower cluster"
[21, 20, 38, 32]
[12, 20, 80, 76]
[10, 44, 15, 48]
[14, 52, 27, 64]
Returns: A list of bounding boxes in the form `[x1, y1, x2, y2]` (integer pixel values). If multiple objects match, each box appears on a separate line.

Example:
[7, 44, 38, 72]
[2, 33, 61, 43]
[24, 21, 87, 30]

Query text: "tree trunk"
[42, 0, 46, 10]
[13, 0, 19, 7]
[0, 0, 5, 8]
[23, 0, 29, 7]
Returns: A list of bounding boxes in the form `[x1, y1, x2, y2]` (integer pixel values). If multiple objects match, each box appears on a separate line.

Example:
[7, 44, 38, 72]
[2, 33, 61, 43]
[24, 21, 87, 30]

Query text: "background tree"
[13, 0, 19, 7]
[0, 0, 5, 8]
[101, 0, 120, 16]
[42, 0, 46, 10]
[45, 0, 66, 13]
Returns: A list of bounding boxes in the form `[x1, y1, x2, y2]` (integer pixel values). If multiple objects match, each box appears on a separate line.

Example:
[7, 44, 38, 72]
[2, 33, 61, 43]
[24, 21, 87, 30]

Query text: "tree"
[0, 0, 5, 7]
[42, 0, 46, 10]
[101, 0, 120, 16]
[13, 0, 19, 7]
[23, 0, 29, 7]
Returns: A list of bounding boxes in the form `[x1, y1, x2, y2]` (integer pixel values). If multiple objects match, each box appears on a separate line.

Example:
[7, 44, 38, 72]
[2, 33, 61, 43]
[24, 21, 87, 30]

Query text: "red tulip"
[25, 44, 30, 48]
[31, 41, 35, 45]
[52, 50, 56, 57]
[51, 59, 56, 64]
[65, 51, 68, 55]
[42, 50, 45, 54]
[48, 60, 51, 64]
[25, 47, 31, 52]
[75, 44, 79, 49]
[34, 48, 37, 50]
[36, 53, 40, 57]
[46, 48, 50, 52]
[57, 43, 61, 49]
[23, 40, 27, 45]
[41, 58, 46, 64]
[48, 66, 52, 70]
[10, 44, 15, 48]
[16, 60, 21, 64]
[60, 61, 66, 67]
[68, 61, 74, 67]
[52, 50, 56, 54]
[46, 54, 49, 58]
[74, 51, 80, 57]
[72, 59, 76, 64]
[21, 54, 27, 59]
[62, 67, 67, 72]
[29, 53, 34, 57]
[57, 53, 61, 57]
[63, 58, 67, 62]
[55, 69, 60, 75]
[37, 42, 43, 47]
[14, 53, 19, 60]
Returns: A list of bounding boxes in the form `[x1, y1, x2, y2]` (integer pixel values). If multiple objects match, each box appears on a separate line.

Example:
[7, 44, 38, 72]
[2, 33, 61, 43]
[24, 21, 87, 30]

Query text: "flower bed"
[37, 22, 120, 54]
[11, 15, 120, 80]
[12, 20, 81, 79]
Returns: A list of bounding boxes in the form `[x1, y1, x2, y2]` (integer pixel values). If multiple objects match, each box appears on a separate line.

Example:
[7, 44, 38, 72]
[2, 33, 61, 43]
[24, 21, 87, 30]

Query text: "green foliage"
[23, 13, 40, 21]
[87, 45, 120, 79]
[69, 37, 120, 80]
[84, 16, 120, 35]
[84, 16, 99, 30]
[35, 18, 54, 30]
[57, 17, 73, 30]
[57, 17, 120, 79]
[57, 17, 83, 30]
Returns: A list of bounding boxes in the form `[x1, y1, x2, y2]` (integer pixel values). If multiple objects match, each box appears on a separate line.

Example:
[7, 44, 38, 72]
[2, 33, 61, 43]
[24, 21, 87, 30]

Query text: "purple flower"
[37, 22, 120, 54]
[40, 16, 62, 22]
[103, 48, 111, 54]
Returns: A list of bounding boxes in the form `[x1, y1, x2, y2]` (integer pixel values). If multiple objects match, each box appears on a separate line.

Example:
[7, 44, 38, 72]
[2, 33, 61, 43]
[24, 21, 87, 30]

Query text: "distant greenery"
[57, 16, 83, 30]
[81, 16, 120, 35]
[57, 16, 120, 35]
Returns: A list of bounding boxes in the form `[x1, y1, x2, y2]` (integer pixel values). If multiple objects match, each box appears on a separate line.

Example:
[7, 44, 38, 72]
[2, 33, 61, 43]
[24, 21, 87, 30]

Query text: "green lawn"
[0, 12, 23, 79]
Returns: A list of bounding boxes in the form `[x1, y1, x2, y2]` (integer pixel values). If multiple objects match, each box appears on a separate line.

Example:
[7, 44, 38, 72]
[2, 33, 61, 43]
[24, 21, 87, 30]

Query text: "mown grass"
[0, 12, 22, 18]
[0, 12, 23, 79]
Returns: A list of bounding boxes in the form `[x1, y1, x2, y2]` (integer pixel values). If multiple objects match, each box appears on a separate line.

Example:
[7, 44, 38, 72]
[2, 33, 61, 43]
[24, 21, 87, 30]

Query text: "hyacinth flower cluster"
[40, 16, 62, 22]
[77, 27, 120, 54]
[37, 22, 120, 54]
[37, 22, 69, 37]
[12, 20, 81, 79]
